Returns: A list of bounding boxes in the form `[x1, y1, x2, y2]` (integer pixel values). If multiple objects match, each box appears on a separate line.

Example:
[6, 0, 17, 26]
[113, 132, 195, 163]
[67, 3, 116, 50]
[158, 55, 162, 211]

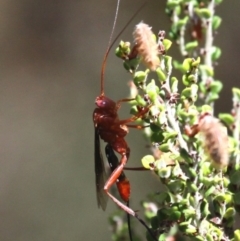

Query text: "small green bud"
[185, 225, 197, 234]
[188, 167, 197, 178]
[204, 186, 216, 198]
[206, 233, 214, 241]
[146, 80, 160, 102]
[158, 166, 172, 179]
[170, 210, 181, 221]
[218, 113, 234, 126]
[200, 176, 213, 186]
[181, 84, 198, 101]
[151, 131, 164, 143]
[185, 41, 198, 52]
[224, 207, 236, 219]
[200, 65, 214, 77]
[133, 70, 147, 87]
[234, 230, 240, 241]
[200, 161, 212, 176]
[192, 57, 201, 67]
[179, 221, 190, 232]
[212, 16, 222, 30]
[195, 235, 205, 241]
[207, 93, 220, 103]
[149, 105, 160, 118]
[195, 8, 212, 19]
[163, 55, 172, 72]
[141, 155, 155, 169]
[182, 58, 193, 72]
[166, 0, 181, 8]
[175, 16, 189, 28]
[156, 111, 166, 125]
[156, 67, 166, 83]
[159, 142, 171, 152]
[115, 41, 131, 58]
[183, 208, 196, 220]
[162, 39, 172, 51]
[201, 105, 213, 113]
[209, 80, 223, 94]
[232, 87, 240, 101]
[123, 58, 140, 72]
[200, 199, 210, 218]
[181, 87, 192, 99]
[189, 183, 198, 193]
[171, 77, 178, 93]
[163, 131, 178, 141]
[187, 74, 197, 84]
[211, 46, 221, 61]
[215, 0, 223, 4]
[135, 94, 147, 106]
[168, 180, 185, 193]
[215, 193, 233, 204]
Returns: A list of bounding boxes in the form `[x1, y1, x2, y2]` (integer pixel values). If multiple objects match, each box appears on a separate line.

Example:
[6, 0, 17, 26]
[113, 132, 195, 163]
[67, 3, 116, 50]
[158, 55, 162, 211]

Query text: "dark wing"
[95, 128, 108, 210]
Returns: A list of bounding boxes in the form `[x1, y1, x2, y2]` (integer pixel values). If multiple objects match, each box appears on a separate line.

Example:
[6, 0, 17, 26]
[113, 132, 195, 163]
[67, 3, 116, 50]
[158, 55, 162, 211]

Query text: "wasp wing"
[95, 128, 108, 210]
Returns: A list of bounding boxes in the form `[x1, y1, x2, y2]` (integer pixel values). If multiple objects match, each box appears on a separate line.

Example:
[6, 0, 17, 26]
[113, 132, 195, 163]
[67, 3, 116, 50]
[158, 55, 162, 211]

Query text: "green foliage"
[109, 0, 240, 241]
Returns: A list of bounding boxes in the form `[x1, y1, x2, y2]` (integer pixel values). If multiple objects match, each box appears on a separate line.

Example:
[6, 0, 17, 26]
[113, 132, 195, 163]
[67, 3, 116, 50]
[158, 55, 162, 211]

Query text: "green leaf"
[232, 88, 240, 101]
[163, 131, 178, 141]
[158, 166, 172, 179]
[150, 216, 159, 229]
[164, 55, 172, 72]
[224, 207, 236, 219]
[200, 199, 210, 218]
[163, 39, 172, 51]
[151, 131, 164, 143]
[185, 41, 198, 52]
[195, 235, 205, 241]
[212, 16, 222, 30]
[204, 186, 215, 198]
[209, 80, 223, 93]
[218, 113, 234, 126]
[192, 57, 201, 67]
[211, 46, 222, 61]
[182, 58, 192, 72]
[166, 0, 182, 8]
[171, 77, 178, 93]
[234, 230, 240, 241]
[146, 80, 160, 101]
[159, 142, 171, 152]
[181, 84, 198, 101]
[215, 193, 233, 204]
[175, 16, 189, 28]
[133, 71, 148, 86]
[141, 155, 155, 169]
[135, 94, 147, 106]
[195, 8, 212, 19]
[200, 65, 214, 77]
[156, 68, 166, 82]
[182, 208, 196, 220]
[206, 233, 214, 241]
[168, 180, 185, 193]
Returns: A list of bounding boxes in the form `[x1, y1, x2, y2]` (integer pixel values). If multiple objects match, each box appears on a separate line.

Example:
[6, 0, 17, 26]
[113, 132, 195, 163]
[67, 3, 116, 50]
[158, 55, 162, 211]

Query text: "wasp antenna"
[100, 1, 147, 95]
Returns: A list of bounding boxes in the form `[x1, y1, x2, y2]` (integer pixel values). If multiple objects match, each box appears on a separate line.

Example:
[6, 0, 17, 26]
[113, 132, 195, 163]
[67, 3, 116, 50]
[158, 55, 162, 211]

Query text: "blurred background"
[0, 1, 239, 241]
